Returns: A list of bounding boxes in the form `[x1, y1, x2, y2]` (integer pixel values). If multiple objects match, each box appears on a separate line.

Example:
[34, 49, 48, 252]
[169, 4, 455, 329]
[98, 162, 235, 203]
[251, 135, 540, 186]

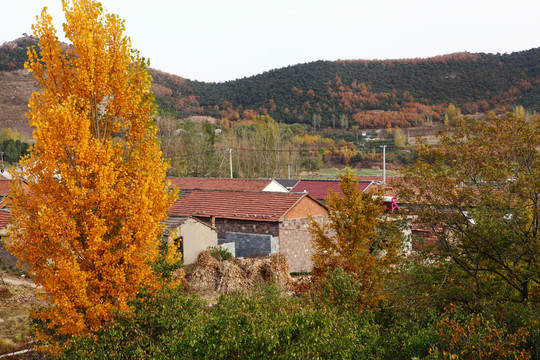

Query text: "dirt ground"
[0, 271, 46, 355]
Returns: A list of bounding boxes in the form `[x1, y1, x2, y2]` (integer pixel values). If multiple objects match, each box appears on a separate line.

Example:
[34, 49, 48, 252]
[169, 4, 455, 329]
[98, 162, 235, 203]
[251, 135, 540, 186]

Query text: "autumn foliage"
[428, 306, 532, 359]
[401, 113, 540, 304]
[5, 0, 176, 351]
[308, 169, 402, 309]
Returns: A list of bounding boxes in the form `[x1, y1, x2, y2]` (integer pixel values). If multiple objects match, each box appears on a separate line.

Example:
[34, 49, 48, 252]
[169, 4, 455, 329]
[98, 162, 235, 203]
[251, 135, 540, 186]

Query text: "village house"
[162, 216, 218, 265]
[168, 189, 328, 272]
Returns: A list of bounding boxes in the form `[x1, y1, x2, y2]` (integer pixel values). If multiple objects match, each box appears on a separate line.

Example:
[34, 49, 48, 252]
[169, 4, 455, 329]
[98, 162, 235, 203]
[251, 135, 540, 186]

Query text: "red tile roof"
[168, 189, 323, 222]
[165, 177, 277, 192]
[0, 180, 12, 196]
[290, 179, 373, 200]
[0, 210, 12, 229]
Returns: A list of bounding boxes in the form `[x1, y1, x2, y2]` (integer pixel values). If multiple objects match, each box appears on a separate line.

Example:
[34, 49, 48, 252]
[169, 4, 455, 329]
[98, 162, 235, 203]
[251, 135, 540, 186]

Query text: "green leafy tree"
[158, 118, 221, 177]
[219, 116, 299, 178]
[401, 113, 540, 304]
[2, 139, 19, 163]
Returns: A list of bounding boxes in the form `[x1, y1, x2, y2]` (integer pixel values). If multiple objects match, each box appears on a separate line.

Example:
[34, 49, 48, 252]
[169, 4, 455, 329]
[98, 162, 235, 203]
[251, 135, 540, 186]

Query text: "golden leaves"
[308, 168, 402, 309]
[7, 0, 177, 351]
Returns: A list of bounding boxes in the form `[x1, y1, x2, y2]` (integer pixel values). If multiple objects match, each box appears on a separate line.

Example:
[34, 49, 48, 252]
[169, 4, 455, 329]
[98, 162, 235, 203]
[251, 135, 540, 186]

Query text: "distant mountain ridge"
[150, 45, 540, 128]
[2, 36, 540, 135]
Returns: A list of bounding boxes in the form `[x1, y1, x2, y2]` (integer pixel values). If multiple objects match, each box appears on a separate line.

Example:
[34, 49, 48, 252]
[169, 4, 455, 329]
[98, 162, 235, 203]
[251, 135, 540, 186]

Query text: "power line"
[165, 144, 393, 160]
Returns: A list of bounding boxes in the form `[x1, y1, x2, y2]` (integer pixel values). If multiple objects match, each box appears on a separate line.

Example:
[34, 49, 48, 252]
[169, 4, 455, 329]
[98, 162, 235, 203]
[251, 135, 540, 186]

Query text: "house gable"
[283, 195, 327, 220]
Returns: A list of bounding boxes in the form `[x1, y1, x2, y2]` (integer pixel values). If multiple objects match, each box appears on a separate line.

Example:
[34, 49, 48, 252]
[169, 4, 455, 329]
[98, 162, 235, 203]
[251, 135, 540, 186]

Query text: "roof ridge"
[189, 188, 302, 195]
[166, 176, 273, 181]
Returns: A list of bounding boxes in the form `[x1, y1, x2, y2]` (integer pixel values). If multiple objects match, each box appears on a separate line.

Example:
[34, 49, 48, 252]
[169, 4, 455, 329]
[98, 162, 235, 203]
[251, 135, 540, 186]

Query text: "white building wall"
[263, 180, 289, 192]
[179, 219, 218, 265]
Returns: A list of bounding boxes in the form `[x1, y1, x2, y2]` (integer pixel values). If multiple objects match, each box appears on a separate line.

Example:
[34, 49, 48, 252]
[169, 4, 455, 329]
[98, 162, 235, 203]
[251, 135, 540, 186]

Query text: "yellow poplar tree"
[6, 0, 176, 346]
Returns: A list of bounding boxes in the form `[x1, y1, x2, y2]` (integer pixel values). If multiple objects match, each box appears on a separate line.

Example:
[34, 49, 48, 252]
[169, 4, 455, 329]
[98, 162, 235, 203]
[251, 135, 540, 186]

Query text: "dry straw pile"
[185, 251, 292, 296]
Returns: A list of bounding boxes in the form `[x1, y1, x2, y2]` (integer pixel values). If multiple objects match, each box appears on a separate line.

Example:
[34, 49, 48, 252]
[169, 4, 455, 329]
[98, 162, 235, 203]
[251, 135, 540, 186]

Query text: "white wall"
[180, 218, 218, 265]
[263, 180, 289, 192]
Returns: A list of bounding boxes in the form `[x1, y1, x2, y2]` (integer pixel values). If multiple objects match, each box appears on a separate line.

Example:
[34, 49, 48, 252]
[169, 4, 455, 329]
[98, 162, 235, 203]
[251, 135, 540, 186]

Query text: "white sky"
[2, 0, 540, 82]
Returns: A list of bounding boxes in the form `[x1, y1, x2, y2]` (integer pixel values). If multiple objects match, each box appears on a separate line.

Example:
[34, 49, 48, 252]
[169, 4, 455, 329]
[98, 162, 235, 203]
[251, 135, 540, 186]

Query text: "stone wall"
[0, 240, 18, 268]
[196, 215, 329, 273]
[279, 215, 327, 273]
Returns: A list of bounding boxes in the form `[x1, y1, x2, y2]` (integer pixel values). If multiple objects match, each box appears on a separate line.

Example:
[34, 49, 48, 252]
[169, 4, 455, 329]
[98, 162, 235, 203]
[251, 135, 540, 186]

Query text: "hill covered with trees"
[2, 36, 540, 132]
[152, 48, 540, 128]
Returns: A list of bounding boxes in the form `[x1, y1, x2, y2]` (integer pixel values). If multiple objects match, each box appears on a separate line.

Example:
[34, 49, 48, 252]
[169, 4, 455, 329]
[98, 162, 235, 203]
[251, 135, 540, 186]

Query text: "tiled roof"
[274, 179, 300, 190]
[290, 179, 373, 200]
[162, 216, 190, 237]
[166, 177, 276, 192]
[0, 209, 12, 229]
[162, 215, 215, 236]
[0, 180, 12, 196]
[169, 189, 318, 222]
[0, 179, 29, 197]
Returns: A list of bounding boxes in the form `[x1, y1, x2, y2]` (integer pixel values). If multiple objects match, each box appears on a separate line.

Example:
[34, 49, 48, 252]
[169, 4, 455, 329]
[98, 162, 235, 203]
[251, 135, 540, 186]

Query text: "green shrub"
[55, 279, 538, 359]
[59, 284, 382, 359]
[310, 267, 364, 313]
[207, 246, 232, 261]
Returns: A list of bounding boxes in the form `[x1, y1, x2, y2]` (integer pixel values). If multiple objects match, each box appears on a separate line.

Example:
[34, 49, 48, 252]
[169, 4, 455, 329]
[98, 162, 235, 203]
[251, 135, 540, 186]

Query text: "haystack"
[186, 251, 220, 294]
[241, 258, 273, 283]
[268, 253, 292, 286]
[215, 261, 251, 294]
[186, 250, 293, 296]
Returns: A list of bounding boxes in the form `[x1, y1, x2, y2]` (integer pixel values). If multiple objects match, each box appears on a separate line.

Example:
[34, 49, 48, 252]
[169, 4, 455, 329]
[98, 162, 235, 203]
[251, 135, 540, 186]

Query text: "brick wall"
[284, 196, 327, 220]
[195, 217, 280, 240]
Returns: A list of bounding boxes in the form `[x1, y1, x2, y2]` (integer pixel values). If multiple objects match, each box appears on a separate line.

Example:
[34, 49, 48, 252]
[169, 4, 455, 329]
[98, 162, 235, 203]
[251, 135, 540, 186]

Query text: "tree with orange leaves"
[5, 0, 176, 352]
[308, 169, 404, 309]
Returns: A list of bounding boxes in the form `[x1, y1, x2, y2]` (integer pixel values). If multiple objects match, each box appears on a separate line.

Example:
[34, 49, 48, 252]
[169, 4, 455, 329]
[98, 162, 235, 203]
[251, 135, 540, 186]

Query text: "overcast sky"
[2, 0, 540, 82]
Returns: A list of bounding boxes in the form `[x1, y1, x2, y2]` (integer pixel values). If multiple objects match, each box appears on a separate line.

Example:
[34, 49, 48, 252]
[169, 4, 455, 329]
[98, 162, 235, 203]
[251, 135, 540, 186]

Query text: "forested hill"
[192, 50, 540, 108]
[153, 48, 540, 128]
[3, 36, 540, 131]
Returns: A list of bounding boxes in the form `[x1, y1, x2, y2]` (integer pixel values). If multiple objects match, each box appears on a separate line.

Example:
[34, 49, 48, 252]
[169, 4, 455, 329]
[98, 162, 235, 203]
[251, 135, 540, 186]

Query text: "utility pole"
[229, 148, 233, 178]
[287, 163, 291, 179]
[380, 145, 386, 184]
